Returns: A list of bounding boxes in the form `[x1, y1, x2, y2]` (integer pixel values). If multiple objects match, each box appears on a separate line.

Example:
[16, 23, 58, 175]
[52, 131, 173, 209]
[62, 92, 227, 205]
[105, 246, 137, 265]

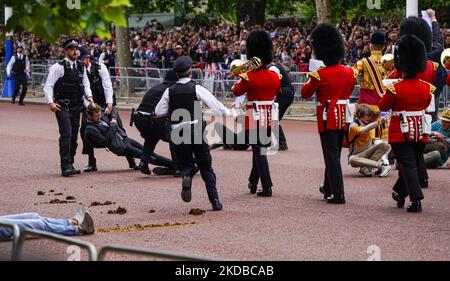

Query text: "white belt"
[246, 100, 274, 106]
[391, 110, 424, 117]
[171, 120, 199, 130]
[317, 99, 349, 106]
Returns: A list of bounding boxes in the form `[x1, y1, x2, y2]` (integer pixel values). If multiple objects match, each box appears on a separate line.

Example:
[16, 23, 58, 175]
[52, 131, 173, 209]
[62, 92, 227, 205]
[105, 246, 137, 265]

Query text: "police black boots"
[212, 199, 223, 211]
[140, 161, 151, 175]
[407, 200, 422, 213]
[257, 187, 272, 197]
[181, 176, 192, 202]
[326, 194, 345, 204]
[83, 158, 97, 173]
[62, 165, 80, 177]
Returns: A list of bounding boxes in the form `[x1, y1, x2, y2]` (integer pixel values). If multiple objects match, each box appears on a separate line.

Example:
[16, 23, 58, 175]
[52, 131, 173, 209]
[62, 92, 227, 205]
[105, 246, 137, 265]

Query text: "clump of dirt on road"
[37, 191, 45, 196]
[54, 193, 63, 196]
[49, 190, 55, 193]
[90, 201, 115, 206]
[97, 222, 197, 233]
[107, 206, 127, 215]
[66, 196, 76, 200]
[189, 208, 205, 215]
[149, 209, 156, 213]
[48, 199, 76, 204]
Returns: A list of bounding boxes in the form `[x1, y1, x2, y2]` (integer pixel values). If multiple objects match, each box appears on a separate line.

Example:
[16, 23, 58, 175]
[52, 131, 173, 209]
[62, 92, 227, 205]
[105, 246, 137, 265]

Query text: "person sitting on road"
[423, 108, 450, 168]
[0, 203, 94, 241]
[348, 104, 392, 177]
[84, 103, 175, 173]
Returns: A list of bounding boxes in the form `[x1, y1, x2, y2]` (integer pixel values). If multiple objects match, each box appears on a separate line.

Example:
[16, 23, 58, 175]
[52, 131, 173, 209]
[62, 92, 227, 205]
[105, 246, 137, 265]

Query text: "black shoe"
[392, 191, 405, 208]
[69, 164, 81, 174]
[256, 187, 272, 197]
[11, 98, 15, 104]
[326, 194, 345, 204]
[83, 165, 97, 172]
[248, 183, 257, 194]
[279, 143, 288, 151]
[128, 161, 140, 170]
[140, 163, 151, 175]
[181, 176, 192, 203]
[18, 102, 25, 106]
[406, 200, 422, 213]
[211, 199, 223, 211]
[153, 167, 176, 176]
[210, 143, 224, 150]
[319, 184, 328, 200]
[62, 167, 78, 177]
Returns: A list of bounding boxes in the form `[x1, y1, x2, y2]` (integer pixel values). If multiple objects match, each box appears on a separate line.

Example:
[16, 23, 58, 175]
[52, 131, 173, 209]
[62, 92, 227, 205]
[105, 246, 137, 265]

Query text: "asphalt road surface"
[0, 103, 449, 261]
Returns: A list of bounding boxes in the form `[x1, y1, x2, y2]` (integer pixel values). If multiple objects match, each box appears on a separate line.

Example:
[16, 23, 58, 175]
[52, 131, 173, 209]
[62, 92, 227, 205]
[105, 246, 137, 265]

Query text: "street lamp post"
[406, 0, 418, 17]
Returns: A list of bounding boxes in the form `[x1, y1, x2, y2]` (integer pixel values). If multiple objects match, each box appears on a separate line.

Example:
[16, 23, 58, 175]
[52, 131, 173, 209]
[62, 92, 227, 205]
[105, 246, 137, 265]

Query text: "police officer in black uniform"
[7, 44, 30, 105]
[99, 40, 116, 77]
[133, 70, 180, 176]
[77, 46, 132, 172]
[44, 39, 93, 177]
[155, 56, 230, 211]
[269, 58, 295, 151]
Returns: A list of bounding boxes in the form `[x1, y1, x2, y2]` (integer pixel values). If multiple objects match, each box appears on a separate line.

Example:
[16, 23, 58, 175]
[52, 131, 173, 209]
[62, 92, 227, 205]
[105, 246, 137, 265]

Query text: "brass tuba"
[441, 48, 450, 70]
[230, 57, 262, 81]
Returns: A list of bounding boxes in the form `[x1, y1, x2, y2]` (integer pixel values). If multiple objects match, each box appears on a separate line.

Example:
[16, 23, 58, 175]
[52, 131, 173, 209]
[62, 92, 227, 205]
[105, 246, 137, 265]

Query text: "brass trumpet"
[230, 57, 262, 81]
[441, 48, 450, 70]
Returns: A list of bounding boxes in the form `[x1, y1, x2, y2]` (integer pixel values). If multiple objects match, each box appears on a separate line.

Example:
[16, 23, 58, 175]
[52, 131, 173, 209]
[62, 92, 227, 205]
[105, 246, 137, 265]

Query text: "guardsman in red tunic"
[388, 17, 443, 190]
[379, 35, 435, 213]
[301, 24, 357, 204]
[232, 30, 281, 197]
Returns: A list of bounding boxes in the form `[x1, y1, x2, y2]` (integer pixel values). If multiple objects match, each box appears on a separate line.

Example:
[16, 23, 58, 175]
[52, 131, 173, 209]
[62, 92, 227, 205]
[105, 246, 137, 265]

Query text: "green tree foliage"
[3, 0, 130, 42]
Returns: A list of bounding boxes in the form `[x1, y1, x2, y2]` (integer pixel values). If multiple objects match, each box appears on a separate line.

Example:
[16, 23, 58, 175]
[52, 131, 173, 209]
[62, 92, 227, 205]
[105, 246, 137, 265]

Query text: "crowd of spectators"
[1, 15, 450, 73]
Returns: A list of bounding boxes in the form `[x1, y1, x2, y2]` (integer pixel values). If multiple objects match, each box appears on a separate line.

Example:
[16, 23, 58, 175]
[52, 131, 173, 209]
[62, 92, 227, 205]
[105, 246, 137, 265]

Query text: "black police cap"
[173, 55, 193, 73]
[63, 38, 79, 49]
[79, 46, 91, 59]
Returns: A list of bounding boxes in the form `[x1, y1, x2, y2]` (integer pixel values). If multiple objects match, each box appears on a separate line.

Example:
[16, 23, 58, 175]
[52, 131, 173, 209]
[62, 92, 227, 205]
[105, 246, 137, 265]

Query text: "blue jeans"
[0, 213, 78, 241]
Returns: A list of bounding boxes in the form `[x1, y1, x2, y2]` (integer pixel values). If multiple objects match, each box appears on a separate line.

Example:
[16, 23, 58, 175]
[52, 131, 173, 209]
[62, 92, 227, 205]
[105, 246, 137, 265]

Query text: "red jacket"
[301, 65, 357, 133]
[378, 79, 434, 143]
[446, 73, 450, 86]
[388, 60, 438, 84]
[232, 68, 281, 130]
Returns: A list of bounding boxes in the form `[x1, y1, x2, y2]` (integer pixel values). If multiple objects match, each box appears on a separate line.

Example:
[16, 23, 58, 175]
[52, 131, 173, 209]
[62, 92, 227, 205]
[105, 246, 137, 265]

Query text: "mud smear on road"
[90, 201, 115, 206]
[107, 206, 127, 215]
[97, 222, 197, 233]
[37, 191, 45, 196]
[189, 208, 205, 215]
[48, 199, 76, 204]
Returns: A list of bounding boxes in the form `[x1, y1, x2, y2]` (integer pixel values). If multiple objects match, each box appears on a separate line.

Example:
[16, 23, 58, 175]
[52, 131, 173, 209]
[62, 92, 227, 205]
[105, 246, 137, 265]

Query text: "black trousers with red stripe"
[319, 130, 345, 197]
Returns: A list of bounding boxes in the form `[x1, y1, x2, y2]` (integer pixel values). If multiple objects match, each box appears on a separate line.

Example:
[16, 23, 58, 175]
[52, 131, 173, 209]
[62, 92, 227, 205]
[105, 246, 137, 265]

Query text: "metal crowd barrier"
[15, 229, 98, 261]
[0, 222, 21, 261]
[98, 244, 216, 261]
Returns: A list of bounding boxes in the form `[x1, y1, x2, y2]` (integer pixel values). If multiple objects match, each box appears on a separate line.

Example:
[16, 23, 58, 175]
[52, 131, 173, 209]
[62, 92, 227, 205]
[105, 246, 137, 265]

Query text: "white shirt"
[6, 53, 30, 77]
[44, 58, 92, 104]
[155, 77, 231, 117]
[83, 62, 114, 106]
[99, 51, 114, 65]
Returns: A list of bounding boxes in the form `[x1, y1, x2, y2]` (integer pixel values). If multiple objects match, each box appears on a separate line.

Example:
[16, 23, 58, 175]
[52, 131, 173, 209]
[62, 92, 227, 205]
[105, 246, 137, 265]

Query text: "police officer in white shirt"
[6, 44, 30, 105]
[155, 55, 230, 211]
[43, 38, 93, 177]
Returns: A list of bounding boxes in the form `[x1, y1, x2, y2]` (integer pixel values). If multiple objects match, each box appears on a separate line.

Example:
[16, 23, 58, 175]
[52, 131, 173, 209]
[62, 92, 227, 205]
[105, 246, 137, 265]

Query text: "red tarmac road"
[0, 103, 449, 260]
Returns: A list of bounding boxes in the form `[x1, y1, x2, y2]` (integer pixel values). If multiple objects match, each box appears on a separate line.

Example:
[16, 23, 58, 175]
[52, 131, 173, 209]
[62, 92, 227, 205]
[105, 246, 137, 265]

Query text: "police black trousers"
[391, 142, 425, 201]
[248, 144, 273, 189]
[123, 138, 174, 169]
[134, 116, 176, 168]
[55, 106, 81, 169]
[275, 93, 294, 146]
[319, 130, 345, 197]
[12, 74, 27, 104]
[172, 142, 219, 203]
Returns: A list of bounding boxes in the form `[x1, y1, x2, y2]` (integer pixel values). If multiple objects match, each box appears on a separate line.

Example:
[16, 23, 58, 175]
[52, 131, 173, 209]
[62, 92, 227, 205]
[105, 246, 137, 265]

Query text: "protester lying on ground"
[0, 203, 94, 241]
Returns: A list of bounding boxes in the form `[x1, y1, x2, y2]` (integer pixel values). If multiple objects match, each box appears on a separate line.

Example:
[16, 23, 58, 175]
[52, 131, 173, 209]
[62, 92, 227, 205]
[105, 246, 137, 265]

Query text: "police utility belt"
[391, 110, 432, 140]
[246, 101, 279, 121]
[55, 98, 82, 110]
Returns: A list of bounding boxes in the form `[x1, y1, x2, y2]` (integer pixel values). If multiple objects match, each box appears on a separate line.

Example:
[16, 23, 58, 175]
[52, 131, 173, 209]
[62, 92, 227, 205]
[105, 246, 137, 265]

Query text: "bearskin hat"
[246, 30, 273, 67]
[310, 24, 345, 66]
[400, 17, 432, 52]
[394, 34, 427, 78]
